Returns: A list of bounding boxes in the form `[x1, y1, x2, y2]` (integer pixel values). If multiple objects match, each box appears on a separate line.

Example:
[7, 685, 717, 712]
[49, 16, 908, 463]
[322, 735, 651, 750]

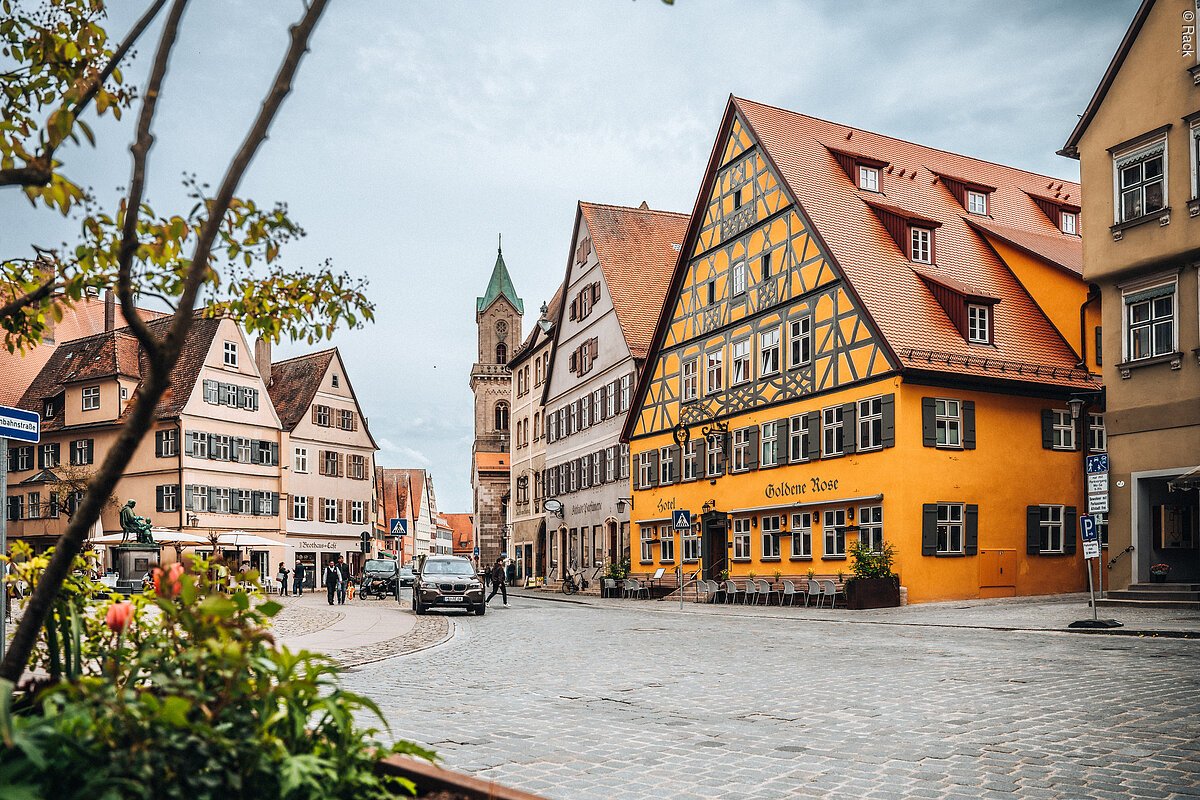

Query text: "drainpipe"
[1078, 285, 1101, 369]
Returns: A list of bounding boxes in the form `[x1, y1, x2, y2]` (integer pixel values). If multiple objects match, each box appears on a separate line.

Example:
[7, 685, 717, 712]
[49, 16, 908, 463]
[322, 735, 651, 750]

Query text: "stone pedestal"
[112, 544, 162, 593]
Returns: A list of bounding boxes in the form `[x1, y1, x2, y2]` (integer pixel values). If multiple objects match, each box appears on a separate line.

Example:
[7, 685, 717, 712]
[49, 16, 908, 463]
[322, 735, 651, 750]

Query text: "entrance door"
[607, 520, 618, 565]
[536, 521, 547, 578]
[701, 511, 729, 580]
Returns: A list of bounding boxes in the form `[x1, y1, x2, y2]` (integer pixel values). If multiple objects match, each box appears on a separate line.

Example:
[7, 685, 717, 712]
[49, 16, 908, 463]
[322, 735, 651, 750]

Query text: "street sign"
[1087, 473, 1109, 494]
[389, 518, 408, 535]
[1083, 540, 1101, 559]
[672, 509, 692, 531]
[1085, 454, 1110, 475]
[0, 405, 40, 444]
[1079, 514, 1097, 542]
[1087, 494, 1109, 514]
[473, 546, 480, 557]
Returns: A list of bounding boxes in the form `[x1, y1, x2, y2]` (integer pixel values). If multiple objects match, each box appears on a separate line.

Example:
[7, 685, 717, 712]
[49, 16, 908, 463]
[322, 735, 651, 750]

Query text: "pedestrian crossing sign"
[389, 518, 407, 535]
[672, 510, 692, 530]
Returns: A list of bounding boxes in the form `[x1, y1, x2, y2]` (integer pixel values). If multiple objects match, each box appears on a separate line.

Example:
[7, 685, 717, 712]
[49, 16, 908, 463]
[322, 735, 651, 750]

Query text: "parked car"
[358, 558, 399, 600]
[411, 555, 485, 616]
[397, 564, 416, 588]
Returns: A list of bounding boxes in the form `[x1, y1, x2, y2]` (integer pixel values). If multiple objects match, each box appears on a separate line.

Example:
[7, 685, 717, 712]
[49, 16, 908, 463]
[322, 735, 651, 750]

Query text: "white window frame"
[823, 508, 846, 557]
[733, 517, 752, 561]
[638, 453, 655, 488]
[237, 489, 253, 515]
[731, 338, 751, 385]
[350, 500, 365, 525]
[292, 494, 308, 521]
[1191, 120, 1200, 202]
[82, 385, 100, 411]
[859, 505, 883, 551]
[1112, 138, 1166, 224]
[1052, 409, 1076, 451]
[1088, 413, 1107, 453]
[658, 447, 672, 485]
[910, 226, 932, 263]
[966, 190, 988, 215]
[789, 316, 812, 368]
[640, 525, 654, 563]
[857, 396, 883, 452]
[761, 515, 781, 559]
[681, 441, 698, 481]
[606, 447, 616, 482]
[967, 304, 990, 344]
[790, 512, 812, 559]
[705, 436, 721, 478]
[821, 406, 844, 457]
[759, 327, 780, 376]
[1039, 505, 1064, 554]
[761, 421, 778, 467]
[193, 485, 209, 513]
[682, 526, 701, 562]
[857, 165, 879, 192]
[681, 358, 698, 402]
[212, 487, 231, 514]
[160, 485, 178, 513]
[731, 428, 750, 473]
[223, 341, 238, 367]
[323, 497, 338, 523]
[937, 503, 964, 555]
[659, 524, 675, 563]
[731, 261, 747, 296]
[620, 375, 632, 411]
[705, 349, 723, 395]
[1060, 210, 1078, 235]
[1122, 280, 1177, 361]
[935, 399, 962, 448]
[788, 415, 810, 463]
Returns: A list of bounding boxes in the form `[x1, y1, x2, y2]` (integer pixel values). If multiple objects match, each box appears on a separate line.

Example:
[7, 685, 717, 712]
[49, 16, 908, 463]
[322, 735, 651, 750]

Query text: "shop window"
[659, 525, 675, 563]
[790, 512, 812, 559]
[733, 517, 752, 561]
[823, 509, 847, 557]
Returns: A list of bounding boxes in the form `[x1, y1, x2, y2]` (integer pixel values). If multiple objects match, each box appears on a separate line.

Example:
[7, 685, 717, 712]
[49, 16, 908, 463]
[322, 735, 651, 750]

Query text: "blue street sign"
[1079, 514, 1098, 542]
[672, 509, 692, 531]
[473, 546, 480, 556]
[389, 517, 408, 535]
[0, 405, 40, 444]
[1085, 454, 1109, 475]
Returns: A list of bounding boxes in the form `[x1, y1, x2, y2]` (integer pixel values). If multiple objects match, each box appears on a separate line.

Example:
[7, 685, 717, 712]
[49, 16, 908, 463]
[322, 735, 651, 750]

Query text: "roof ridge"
[579, 200, 689, 218]
[271, 347, 338, 366]
[732, 96, 1081, 188]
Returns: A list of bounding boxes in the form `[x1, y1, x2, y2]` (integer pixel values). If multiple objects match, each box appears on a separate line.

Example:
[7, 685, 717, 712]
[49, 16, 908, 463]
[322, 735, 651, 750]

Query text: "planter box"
[844, 577, 900, 609]
[378, 755, 548, 799]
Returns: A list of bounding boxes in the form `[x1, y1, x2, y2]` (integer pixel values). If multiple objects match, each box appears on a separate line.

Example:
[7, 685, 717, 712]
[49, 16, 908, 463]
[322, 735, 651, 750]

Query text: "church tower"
[470, 237, 523, 566]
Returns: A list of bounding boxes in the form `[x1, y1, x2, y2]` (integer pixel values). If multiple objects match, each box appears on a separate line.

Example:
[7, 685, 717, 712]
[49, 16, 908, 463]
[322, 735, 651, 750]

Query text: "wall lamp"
[616, 497, 634, 513]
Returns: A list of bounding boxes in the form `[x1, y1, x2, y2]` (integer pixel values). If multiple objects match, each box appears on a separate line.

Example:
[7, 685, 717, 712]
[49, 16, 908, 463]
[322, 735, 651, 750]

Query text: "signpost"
[1084, 452, 1110, 596]
[389, 518, 408, 535]
[1069, 513, 1121, 629]
[0, 405, 42, 661]
[672, 510, 691, 531]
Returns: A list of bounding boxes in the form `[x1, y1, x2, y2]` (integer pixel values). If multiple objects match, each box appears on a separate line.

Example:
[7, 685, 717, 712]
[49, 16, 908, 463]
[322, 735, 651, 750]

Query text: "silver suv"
[412, 555, 485, 616]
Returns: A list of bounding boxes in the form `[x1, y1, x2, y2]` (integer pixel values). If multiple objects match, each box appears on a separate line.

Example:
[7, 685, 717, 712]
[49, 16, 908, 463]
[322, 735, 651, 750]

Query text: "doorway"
[536, 520, 547, 578]
[701, 510, 729, 580]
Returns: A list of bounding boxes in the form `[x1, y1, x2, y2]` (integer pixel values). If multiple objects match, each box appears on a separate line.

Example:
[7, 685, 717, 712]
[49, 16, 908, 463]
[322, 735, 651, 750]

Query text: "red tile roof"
[578, 202, 689, 360]
[374, 467, 411, 531]
[442, 513, 474, 553]
[268, 349, 336, 430]
[732, 96, 1092, 389]
[475, 452, 509, 473]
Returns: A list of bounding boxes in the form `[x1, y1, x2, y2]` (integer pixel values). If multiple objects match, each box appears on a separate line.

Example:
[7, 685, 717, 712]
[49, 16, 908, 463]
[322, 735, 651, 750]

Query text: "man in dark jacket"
[325, 559, 341, 605]
[292, 563, 304, 595]
[336, 557, 350, 604]
[485, 557, 508, 606]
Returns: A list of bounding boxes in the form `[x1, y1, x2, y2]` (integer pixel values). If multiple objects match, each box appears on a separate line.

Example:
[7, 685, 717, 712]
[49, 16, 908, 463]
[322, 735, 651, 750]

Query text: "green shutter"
[1026, 506, 1041, 554]
[963, 402, 976, 450]
[922, 398, 936, 447]
[921, 504, 938, 556]
[965, 504, 979, 555]
[1063, 506, 1077, 555]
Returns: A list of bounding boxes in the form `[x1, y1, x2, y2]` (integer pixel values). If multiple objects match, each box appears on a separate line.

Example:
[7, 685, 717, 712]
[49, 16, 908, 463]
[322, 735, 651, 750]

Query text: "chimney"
[254, 337, 272, 383]
[104, 289, 115, 332]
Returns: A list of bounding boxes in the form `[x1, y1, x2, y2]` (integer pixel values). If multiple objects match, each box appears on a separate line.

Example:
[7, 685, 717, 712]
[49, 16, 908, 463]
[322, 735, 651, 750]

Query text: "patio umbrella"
[216, 531, 294, 549]
[90, 528, 211, 545]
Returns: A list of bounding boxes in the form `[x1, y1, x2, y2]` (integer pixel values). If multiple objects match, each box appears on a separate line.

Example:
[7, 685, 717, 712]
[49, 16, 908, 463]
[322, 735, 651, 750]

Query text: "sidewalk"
[509, 586, 1200, 638]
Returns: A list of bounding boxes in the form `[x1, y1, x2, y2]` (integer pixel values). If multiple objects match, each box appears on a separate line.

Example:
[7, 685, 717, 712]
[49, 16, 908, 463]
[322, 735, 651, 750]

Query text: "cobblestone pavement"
[345, 597, 1200, 800]
[271, 602, 343, 638]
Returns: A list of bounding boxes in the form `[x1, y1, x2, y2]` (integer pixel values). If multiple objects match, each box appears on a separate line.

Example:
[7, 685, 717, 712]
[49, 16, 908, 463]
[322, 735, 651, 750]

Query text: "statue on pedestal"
[119, 499, 155, 545]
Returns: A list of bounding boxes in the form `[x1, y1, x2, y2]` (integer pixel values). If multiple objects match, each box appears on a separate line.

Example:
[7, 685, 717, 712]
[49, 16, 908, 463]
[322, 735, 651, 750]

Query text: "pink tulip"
[152, 562, 185, 597]
[105, 601, 133, 632]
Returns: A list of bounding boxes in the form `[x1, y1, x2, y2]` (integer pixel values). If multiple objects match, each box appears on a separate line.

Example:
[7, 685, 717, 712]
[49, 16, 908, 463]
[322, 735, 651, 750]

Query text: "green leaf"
[198, 594, 236, 618]
[158, 695, 191, 728]
[0, 677, 15, 747]
[258, 600, 283, 618]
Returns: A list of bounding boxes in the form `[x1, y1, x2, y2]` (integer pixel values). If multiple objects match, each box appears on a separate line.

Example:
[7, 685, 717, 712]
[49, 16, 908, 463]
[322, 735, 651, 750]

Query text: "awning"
[219, 531, 293, 549]
[1168, 466, 1200, 492]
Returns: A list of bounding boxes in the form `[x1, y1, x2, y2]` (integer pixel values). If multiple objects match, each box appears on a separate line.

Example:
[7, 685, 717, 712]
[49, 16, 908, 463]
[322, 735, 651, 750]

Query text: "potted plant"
[805, 568, 815, 581]
[844, 540, 901, 609]
[1149, 563, 1171, 583]
[717, 568, 730, 582]
[772, 569, 782, 584]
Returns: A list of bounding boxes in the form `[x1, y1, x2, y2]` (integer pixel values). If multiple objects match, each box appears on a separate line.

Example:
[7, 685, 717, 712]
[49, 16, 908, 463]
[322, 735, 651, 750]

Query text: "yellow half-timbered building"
[621, 97, 1104, 603]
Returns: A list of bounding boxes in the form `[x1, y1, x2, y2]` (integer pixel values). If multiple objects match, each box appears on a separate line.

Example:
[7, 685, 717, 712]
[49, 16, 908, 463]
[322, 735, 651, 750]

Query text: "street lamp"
[616, 496, 634, 513]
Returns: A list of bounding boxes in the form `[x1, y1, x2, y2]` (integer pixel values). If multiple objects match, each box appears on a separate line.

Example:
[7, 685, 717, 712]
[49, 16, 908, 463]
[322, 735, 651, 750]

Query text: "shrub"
[847, 540, 897, 582]
[0, 549, 431, 799]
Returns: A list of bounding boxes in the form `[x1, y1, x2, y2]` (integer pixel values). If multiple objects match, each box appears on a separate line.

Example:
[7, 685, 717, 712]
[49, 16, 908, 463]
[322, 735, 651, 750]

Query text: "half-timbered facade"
[622, 97, 1103, 603]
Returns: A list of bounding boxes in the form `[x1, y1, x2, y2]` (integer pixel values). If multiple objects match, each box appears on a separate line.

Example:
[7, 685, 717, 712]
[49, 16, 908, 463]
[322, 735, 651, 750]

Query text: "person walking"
[485, 557, 508, 606]
[277, 562, 290, 597]
[324, 559, 340, 605]
[292, 562, 304, 595]
[336, 556, 350, 605]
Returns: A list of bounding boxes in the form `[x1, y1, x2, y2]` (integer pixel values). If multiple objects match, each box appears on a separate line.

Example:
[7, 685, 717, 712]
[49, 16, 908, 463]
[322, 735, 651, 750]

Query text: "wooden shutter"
[805, 411, 820, 460]
[270, 442, 279, 466]
[1026, 506, 1041, 554]
[1041, 410, 1055, 449]
[156, 485, 166, 513]
[286, 494, 293, 520]
[881, 394, 896, 448]
[841, 403, 856, 455]
[963, 401, 977, 450]
[921, 504, 938, 556]
[647, 450, 659, 487]
[589, 338, 598, 360]
[964, 504, 979, 555]
[568, 351, 577, 373]
[1063, 506, 1077, 554]
[591, 282, 600, 303]
[185, 485, 194, 511]
[318, 497, 326, 522]
[312, 405, 319, 424]
[337, 452, 344, 477]
[569, 298, 577, 320]
[350, 412, 358, 431]
[306, 496, 314, 522]
[744, 427, 759, 471]
[338, 499, 344, 524]
[921, 398, 936, 447]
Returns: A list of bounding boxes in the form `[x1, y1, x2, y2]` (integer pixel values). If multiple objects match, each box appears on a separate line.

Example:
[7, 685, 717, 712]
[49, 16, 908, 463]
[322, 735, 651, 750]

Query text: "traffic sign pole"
[1, 437, 7, 661]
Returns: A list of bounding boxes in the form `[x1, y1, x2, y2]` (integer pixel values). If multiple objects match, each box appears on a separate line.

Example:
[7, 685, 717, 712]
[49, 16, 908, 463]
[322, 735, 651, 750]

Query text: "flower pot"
[1150, 573, 1167, 583]
[378, 755, 548, 799]
[844, 577, 900, 609]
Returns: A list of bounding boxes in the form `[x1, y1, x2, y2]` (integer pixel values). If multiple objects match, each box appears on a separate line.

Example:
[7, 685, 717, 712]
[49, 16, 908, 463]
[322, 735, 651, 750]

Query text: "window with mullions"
[680, 357, 697, 402]
[967, 305, 990, 344]
[1039, 505, 1064, 553]
[1124, 284, 1175, 360]
[82, 385, 100, 411]
[637, 453, 654, 489]
[682, 440, 698, 481]
[1060, 210, 1078, 235]
[761, 421, 779, 467]
[857, 397, 882, 451]
[859, 506, 883, 551]
[1088, 414, 1106, 453]
[910, 227, 932, 263]
[731, 338, 751, 385]
[858, 165, 879, 192]
[935, 399, 961, 448]
[789, 415, 810, 463]
[822, 406, 844, 457]
[659, 525, 675, 563]
[823, 509, 847, 557]
[705, 436, 722, 477]
[732, 428, 751, 472]
[1051, 410, 1075, 451]
[733, 517, 752, 560]
[759, 328, 780, 376]
[789, 317, 812, 367]
[761, 515, 781, 559]
[790, 512, 812, 558]
[706, 350, 723, 395]
[658, 447, 673, 485]
[640, 526, 654, 562]
[966, 190, 988, 215]
[682, 527, 701, 561]
[1115, 144, 1165, 222]
[223, 341, 238, 367]
[238, 489, 254, 515]
[937, 504, 964, 554]
[731, 262, 747, 296]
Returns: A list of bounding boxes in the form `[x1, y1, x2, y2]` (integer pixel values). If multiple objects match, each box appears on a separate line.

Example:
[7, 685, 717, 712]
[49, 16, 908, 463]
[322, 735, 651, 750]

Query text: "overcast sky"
[0, 1, 1138, 512]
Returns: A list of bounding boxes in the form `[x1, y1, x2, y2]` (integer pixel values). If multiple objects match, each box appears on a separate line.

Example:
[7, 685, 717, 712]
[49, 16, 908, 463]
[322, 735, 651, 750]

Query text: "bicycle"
[561, 565, 589, 595]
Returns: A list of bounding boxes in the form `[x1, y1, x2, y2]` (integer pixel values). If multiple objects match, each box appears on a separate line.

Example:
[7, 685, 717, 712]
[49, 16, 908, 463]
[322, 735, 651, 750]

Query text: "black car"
[397, 564, 416, 588]
[412, 555, 485, 615]
[358, 558, 400, 599]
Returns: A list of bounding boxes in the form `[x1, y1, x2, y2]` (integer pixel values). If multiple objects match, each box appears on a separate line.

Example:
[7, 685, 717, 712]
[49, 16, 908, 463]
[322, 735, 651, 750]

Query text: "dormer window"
[910, 227, 933, 264]
[43, 395, 60, 419]
[967, 305, 992, 344]
[223, 341, 238, 367]
[858, 165, 879, 192]
[966, 190, 988, 215]
[1060, 210, 1078, 235]
[82, 385, 100, 411]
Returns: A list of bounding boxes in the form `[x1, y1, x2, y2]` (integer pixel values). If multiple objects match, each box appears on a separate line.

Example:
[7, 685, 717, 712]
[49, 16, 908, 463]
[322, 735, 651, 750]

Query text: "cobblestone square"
[343, 597, 1200, 800]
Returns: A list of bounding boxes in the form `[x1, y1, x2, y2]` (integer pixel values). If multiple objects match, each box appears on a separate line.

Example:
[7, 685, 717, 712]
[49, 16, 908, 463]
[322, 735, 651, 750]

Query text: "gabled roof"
[374, 467, 410, 531]
[476, 242, 524, 315]
[509, 282, 564, 367]
[17, 314, 223, 431]
[442, 513, 474, 552]
[578, 202, 688, 361]
[964, 217, 1083, 276]
[1059, 0, 1156, 156]
[268, 349, 336, 430]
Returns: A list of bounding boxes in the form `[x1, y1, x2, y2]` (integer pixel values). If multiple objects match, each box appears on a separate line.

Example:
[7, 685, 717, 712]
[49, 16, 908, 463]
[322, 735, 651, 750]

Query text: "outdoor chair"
[780, 579, 797, 606]
[821, 579, 838, 609]
[709, 579, 723, 601]
[601, 578, 616, 598]
[724, 579, 741, 604]
[756, 579, 772, 605]
[742, 580, 757, 605]
[806, 579, 822, 607]
[695, 580, 711, 603]
[624, 578, 648, 600]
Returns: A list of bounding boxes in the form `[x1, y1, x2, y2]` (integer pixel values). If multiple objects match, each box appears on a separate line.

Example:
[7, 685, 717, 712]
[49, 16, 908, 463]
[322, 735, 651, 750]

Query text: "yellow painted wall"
[628, 378, 1088, 603]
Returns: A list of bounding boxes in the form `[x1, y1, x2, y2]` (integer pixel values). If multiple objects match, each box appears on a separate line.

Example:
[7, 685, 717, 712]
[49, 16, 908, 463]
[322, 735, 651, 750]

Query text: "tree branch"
[0, 0, 330, 686]
[0, 275, 57, 321]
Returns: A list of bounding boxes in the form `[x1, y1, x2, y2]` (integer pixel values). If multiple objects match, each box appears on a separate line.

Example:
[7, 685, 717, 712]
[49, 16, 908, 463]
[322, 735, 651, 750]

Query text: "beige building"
[507, 287, 562, 582]
[267, 347, 378, 587]
[7, 315, 286, 575]
[1060, 0, 1200, 589]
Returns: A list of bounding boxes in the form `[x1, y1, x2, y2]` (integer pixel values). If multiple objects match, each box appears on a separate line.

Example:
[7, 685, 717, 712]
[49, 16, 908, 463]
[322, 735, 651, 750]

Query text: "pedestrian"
[292, 562, 304, 595]
[277, 561, 290, 597]
[336, 556, 350, 605]
[486, 557, 508, 606]
[324, 559, 340, 605]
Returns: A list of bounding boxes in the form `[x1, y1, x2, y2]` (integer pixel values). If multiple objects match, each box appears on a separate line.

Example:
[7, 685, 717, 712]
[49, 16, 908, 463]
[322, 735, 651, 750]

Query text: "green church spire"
[476, 233, 524, 315]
